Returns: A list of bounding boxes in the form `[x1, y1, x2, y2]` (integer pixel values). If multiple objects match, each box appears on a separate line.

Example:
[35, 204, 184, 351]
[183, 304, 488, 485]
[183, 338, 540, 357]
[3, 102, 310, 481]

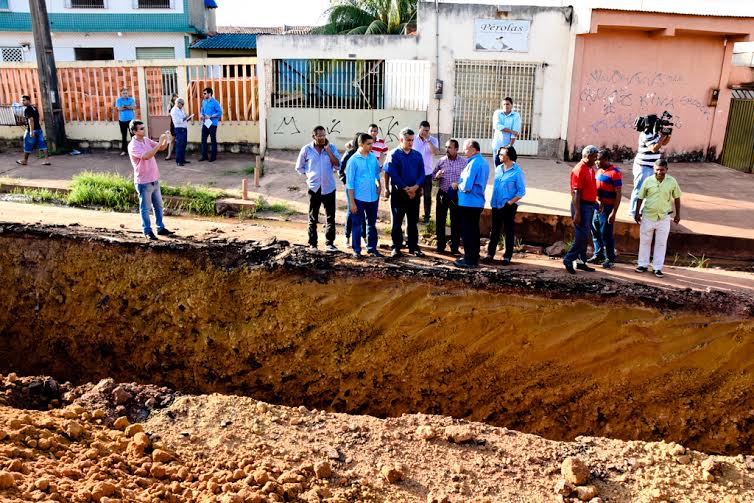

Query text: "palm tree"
[313, 0, 417, 35]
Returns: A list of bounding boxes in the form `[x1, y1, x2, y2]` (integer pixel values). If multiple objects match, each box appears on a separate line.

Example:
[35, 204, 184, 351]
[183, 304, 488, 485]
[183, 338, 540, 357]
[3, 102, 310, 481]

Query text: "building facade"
[0, 0, 216, 62]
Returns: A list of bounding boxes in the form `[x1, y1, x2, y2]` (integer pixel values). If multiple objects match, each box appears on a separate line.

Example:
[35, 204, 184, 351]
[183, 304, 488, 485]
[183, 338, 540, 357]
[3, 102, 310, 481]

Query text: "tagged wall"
[267, 108, 426, 150]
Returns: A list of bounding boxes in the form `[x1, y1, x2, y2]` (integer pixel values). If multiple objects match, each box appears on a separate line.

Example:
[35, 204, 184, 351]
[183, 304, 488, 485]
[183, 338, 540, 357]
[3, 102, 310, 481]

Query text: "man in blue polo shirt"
[346, 133, 382, 258]
[455, 139, 490, 268]
[199, 87, 223, 162]
[491, 97, 521, 163]
[384, 127, 425, 258]
[115, 88, 136, 157]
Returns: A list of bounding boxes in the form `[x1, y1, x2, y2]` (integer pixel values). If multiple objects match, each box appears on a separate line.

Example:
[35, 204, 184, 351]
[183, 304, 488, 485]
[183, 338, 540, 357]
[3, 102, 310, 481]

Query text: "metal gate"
[452, 60, 539, 156]
[721, 97, 754, 173]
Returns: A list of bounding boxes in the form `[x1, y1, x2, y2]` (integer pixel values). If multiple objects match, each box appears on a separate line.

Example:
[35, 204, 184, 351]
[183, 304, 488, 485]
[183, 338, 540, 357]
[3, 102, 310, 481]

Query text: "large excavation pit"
[1, 224, 753, 457]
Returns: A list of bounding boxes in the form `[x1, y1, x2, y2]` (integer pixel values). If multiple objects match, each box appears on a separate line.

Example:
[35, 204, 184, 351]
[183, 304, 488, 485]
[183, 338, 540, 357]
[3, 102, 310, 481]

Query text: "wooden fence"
[0, 58, 259, 124]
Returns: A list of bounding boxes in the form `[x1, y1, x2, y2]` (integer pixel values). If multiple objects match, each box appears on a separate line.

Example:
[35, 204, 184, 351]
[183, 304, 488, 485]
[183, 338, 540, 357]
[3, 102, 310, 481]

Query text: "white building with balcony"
[0, 0, 217, 61]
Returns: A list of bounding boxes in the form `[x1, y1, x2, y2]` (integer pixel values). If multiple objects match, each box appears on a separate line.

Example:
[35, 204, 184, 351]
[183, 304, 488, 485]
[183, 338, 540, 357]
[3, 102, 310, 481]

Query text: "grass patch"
[688, 253, 711, 269]
[11, 187, 59, 204]
[265, 200, 298, 218]
[244, 164, 263, 176]
[237, 198, 298, 221]
[67, 172, 135, 211]
[66, 171, 225, 216]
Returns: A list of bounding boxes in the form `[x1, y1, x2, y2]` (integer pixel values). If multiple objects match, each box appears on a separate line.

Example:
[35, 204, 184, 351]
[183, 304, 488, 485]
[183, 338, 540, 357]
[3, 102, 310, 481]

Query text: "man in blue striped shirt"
[455, 139, 490, 268]
[385, 128, 425, 258]
[346, 133, 383, 258]
[295, 126, 342, 251]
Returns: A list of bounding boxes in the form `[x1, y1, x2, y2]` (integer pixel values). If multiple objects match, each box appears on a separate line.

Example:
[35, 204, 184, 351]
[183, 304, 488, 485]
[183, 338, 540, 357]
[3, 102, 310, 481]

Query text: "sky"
[215, 0, 332, 27]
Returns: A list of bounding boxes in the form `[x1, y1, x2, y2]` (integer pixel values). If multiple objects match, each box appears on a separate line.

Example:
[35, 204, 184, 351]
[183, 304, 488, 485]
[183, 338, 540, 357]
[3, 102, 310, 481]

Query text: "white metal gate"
[453, 60, 539, 155]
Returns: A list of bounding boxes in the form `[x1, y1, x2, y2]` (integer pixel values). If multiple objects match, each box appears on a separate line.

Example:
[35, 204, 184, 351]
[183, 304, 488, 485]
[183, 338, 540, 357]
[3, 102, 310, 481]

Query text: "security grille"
[68, 0, 105, 7]
[136, 0, 172, 8]
[0, 47, 24, 62]
[453, 60, 539, 154]
[272, 59, 385, 110]
[384, 60, 429, 111]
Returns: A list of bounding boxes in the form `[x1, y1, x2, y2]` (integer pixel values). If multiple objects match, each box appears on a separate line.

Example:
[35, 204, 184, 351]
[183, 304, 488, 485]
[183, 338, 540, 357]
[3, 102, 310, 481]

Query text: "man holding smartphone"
[295, 126, 341, 251]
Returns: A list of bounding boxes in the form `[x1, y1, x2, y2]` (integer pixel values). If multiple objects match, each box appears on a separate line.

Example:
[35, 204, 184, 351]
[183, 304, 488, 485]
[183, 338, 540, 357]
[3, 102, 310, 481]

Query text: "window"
[135, 47, 176, 60]
[0, 47, 24, 62]
[68, 0, 106, 8]
[136, 0, 172, 8]
[74, 47, 114, 61]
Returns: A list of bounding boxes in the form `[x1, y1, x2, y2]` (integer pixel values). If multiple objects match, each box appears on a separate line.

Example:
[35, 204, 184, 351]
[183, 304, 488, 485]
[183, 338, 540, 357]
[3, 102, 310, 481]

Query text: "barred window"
[68, 0, 106, 8]
[0, 47, 24, 63]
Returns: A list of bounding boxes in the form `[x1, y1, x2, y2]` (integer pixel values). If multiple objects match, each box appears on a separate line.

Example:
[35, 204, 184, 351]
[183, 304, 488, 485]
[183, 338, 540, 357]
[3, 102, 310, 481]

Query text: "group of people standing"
[295, 110, 527, 268]
[117, 87, 224, 166]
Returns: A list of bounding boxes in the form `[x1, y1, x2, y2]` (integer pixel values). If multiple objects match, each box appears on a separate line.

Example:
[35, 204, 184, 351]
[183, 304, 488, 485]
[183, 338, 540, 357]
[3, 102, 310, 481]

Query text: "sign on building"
[474, 20, 530, 53]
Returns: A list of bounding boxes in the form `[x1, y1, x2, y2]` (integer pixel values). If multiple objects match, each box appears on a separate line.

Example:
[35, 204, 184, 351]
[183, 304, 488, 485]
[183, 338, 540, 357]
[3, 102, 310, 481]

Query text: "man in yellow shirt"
[634, 159, 682, 278]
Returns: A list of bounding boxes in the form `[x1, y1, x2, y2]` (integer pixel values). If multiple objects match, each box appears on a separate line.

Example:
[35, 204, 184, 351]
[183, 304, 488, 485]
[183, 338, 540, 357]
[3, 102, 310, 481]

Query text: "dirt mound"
[0, 376, 751, 502]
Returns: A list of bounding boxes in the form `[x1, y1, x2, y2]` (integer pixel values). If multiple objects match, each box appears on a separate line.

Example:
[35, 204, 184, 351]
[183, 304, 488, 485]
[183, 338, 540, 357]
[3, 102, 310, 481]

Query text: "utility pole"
[29, 0, 66, 152]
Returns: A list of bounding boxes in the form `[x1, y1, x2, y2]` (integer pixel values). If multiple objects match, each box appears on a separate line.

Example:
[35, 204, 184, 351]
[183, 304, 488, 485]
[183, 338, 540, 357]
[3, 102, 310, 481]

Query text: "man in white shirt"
[413, 120, 439, 225]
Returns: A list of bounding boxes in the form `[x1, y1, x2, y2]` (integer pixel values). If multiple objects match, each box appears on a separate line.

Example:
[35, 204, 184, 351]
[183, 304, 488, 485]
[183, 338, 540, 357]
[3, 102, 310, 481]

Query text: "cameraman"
[628, 118, 670, 218]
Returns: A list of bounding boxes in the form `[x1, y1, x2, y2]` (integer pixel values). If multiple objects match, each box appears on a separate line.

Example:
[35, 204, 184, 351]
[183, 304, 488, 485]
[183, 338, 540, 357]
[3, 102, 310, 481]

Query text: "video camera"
[634, 111, 673, 136]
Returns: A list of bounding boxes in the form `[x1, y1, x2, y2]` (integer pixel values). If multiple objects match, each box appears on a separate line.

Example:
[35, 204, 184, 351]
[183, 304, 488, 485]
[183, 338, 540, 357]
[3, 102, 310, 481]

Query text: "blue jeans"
[135, 181, 164, 235]
[345, 196, 366, 239]
[201, 125, 217, 161]
[629, 163, 653, 217]
[351, 199, 379, 254]
[175, 128, 187, 165]
[564, 202, 595, 265]
[592, 204, 615, 262]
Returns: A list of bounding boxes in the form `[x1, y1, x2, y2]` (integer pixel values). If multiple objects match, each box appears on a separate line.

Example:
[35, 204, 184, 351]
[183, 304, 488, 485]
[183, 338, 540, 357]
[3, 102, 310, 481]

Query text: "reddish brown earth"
[1, 224, 753, 502]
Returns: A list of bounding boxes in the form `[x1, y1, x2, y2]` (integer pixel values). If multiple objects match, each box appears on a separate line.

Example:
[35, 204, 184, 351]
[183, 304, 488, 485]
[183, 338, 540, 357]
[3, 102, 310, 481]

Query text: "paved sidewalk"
[0, 148, 752, 240]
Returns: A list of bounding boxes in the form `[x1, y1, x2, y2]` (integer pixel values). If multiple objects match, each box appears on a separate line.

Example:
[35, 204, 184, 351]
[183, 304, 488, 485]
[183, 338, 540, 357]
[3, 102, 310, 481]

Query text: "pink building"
[567, 9, 754, 161]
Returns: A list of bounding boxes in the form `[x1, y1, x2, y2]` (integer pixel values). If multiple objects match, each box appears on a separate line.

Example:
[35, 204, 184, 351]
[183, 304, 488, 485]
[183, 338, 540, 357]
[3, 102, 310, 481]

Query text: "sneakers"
[156, 228, 175, 236]
[367, 249, 384, 258]
[501, 258, 511, 266]
[564, 261, 576, 274]
[325, 244, 338, 253]
[586, 255, 604, 264]
[390, 249, 403, 258]
[351, 251, 363, 259]
[453, 259, 478, 269]
[410, 249, 425, 257]
[602, 261, 615, 269]
[576, 263, 596, 272]
[635, 266, 648, 273]
[145, 232, 158, 241]
[654, 269, 664, 278]
[308, 244, 318, 251]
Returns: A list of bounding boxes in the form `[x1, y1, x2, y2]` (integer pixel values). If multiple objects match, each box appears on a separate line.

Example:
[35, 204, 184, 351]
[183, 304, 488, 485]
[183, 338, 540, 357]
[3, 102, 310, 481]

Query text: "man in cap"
[563, 145, 599, 274]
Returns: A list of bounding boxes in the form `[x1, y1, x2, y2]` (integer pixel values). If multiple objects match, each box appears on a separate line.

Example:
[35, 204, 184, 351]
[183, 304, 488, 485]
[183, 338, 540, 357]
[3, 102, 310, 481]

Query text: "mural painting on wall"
[577, 69, 712, 149]
[272, 114, 404, 146]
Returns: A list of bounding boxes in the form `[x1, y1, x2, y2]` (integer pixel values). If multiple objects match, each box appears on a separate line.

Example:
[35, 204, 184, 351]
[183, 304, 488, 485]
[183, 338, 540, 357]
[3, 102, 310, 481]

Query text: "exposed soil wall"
[1, 225, 754, 455]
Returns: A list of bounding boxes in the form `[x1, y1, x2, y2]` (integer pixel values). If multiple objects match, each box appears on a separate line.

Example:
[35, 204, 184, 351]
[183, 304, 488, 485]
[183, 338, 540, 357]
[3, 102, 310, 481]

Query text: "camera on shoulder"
[634, 110, 673, 136]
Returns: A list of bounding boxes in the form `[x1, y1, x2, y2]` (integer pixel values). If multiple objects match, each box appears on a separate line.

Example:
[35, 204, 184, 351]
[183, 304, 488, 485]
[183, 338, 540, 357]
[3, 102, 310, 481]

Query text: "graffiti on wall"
[577, 69, 712, 139]
[270, 112, 412, 148]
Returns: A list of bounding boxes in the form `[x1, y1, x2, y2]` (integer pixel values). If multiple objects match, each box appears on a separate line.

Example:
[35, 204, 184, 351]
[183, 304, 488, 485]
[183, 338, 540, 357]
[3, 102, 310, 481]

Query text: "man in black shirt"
[16, 95, 50, 166]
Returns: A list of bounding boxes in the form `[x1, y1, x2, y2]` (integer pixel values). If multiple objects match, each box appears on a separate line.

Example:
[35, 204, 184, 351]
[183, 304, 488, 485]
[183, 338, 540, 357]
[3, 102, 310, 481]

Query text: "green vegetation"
[63, 171, 225, 216]
[12, 187, 59, 204]
[688, 253, 711, 269]
[313, 0, 417, 35]
[237, 197, 299, 221]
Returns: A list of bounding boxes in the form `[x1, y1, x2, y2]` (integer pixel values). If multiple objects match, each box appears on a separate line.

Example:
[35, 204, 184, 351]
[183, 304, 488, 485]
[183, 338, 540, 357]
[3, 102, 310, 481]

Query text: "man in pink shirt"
[128, 120, 174, 240]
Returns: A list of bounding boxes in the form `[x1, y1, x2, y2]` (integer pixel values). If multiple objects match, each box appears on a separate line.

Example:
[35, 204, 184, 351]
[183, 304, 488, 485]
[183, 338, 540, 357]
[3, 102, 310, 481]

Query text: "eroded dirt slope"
[1, 225, 754, 456]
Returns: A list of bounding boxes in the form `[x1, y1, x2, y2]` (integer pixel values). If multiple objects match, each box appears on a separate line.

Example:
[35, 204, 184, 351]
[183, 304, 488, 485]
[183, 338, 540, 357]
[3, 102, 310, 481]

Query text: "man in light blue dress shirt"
[491, 97, 521, 162]
[346, 133, 383, 258]
[455, 139, 490, 268]
[296, 125, 342, 251]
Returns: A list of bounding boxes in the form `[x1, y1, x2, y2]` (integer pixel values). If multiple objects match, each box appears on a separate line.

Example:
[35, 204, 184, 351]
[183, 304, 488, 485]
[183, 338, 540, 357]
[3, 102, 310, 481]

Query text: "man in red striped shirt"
[368, 124, 389, 167]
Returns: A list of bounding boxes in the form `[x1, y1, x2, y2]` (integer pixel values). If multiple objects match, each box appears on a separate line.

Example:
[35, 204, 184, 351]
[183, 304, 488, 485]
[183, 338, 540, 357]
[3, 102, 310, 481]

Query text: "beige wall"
[267, 108, 427, 150]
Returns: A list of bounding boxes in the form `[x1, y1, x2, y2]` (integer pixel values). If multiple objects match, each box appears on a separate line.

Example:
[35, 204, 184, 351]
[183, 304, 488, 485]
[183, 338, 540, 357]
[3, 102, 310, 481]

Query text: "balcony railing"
[137, 0, 172, 8]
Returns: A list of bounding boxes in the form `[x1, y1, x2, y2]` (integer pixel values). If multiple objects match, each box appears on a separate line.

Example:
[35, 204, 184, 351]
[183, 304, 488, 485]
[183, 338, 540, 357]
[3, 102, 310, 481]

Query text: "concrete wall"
[567, 10, 754, 161]
[417, 3, 574, 157]
[257, 2, 574, 157]
[267, 108, 425, 150]
[0, 32, 186, 61]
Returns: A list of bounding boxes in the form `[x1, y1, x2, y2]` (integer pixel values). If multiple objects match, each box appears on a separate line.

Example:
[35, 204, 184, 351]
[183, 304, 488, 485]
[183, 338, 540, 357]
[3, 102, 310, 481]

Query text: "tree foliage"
[313, 0, 417, 35]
